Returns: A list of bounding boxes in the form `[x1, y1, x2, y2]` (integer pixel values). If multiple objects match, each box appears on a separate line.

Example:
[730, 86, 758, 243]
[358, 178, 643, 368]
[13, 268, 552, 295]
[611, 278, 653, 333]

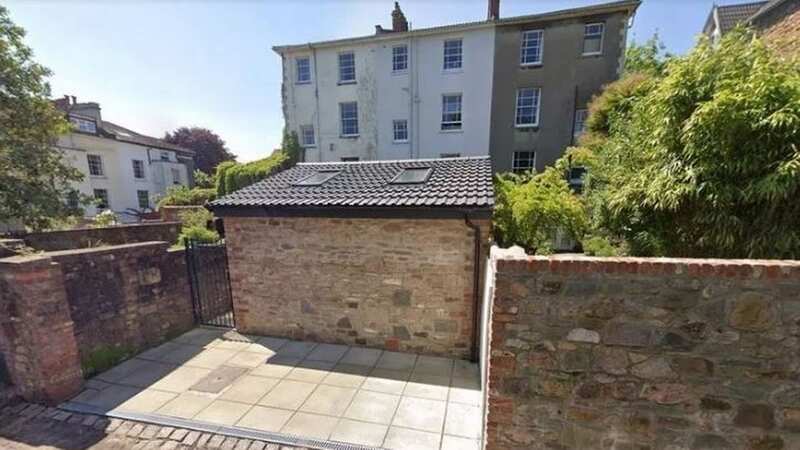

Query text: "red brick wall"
[225, 216, 490, 359]
[757, 0, 800, 57]
[486, 255, 800, 450]
[0, 256, 83, 405]
[14, 222, 181, 252]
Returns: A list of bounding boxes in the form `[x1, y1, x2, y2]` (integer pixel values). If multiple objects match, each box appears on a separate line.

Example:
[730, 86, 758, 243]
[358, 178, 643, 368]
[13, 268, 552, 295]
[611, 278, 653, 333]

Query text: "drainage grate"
[59, 401, 382, 450]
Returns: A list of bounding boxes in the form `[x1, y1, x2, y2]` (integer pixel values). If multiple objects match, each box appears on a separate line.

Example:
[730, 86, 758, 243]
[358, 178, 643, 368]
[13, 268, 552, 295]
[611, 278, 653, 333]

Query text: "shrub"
[215, 130, 300, 197]
[91, 210, 117, 228]
[81, 344, 133, 378]
[494, 155, 588, 254]
[157, 185, 216, 207]
[176, 208, 219, 245]
[583, 29, 800, 258]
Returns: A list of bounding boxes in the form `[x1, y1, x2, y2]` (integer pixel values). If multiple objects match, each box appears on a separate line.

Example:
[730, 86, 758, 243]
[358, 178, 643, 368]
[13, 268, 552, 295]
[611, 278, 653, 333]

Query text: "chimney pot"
[392, 2, 409, 32]
[488, 0, 500, 20]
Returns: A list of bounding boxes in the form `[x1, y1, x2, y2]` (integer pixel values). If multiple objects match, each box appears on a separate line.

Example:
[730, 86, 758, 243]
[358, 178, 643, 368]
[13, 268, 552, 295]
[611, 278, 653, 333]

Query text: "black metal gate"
[185, 239, 235, 328]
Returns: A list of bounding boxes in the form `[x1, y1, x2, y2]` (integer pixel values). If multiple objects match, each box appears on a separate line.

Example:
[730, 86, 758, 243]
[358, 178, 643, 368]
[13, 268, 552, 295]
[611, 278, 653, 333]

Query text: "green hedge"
[157, 186, 216, 207]
[215, 151, 288, 197]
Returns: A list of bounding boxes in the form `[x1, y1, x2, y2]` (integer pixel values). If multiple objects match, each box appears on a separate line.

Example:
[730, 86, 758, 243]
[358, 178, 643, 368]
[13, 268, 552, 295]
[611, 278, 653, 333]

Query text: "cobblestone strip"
[0, 402, 307, 450]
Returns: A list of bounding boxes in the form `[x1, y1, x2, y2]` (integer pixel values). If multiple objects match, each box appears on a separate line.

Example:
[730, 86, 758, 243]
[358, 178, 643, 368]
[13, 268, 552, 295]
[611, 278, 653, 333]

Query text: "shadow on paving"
[0, 412, 111, 450]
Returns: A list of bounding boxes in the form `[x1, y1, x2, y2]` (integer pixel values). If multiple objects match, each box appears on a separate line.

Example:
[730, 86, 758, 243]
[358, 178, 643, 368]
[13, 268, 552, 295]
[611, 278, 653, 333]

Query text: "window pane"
[171, 168, 180, 185]
[137, 190, 149, 209]
[300, 125, 315, 146]
[391, 167, 432, 184]
[339, 52, 356, 82]
[515, 88, 540, 126]
[573, 109, 588, 139]
[443, 39, 462, 70]
[441, 94, 462, 130]
[341, 157, 360, 162]
[512, 151, 536, 173]
[583, 23, 604, 54]
[393, 120, 408, 141]
[520, 30, 543, 65]
[440, 153, 461, 158]
[93, 189, 108, 209]
[340, 102, 359, 136]
[294, 170, 341, 185]
[392, 45, 408, 72]
[132, 160, 145, 179]
[296, 57, 311, 83]
[87, 155, 103, 176]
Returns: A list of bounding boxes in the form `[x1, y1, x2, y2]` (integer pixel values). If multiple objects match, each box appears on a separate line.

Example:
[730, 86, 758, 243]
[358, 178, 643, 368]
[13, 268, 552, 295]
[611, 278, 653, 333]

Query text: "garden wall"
[48, 242, 194, 367]
[160, 205, 205, 223]
[225, 216, 490, 359]
[0, 241, 193, 405]
[486, 255, 800, 450]
[13, 221, 181, 251]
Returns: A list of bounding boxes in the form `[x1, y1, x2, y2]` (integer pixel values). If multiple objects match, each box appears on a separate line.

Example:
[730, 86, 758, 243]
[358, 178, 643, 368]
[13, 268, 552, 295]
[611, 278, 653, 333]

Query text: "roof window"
[293, 170, 341, 186]
[390, 167, 432, 184]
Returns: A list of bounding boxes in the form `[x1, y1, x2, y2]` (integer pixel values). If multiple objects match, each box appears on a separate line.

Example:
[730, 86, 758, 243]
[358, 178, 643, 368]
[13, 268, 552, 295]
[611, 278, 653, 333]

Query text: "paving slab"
[191, 366, 248, 394]
[330, 419, 388, 447]
[186, 348, 239, 369]
[413, 355, 453, 377]
[115, 389, 177, 414]
[449, 376, 482, 406]
[444, 402, 482, 439]
[343, 390, 400, 424]
[339, 347, 382, 367]
[235, 405, 294, 432]
[298, 385, 357, 416]
[376, 351, 418, 371]
[220, 375, 280, 404]
[441, 435, 481, 450]
[285, 359, 335, 383]
[277, 341, 317, 358]
[362, 368, 410, 395]
[280, 412, 338, 440]
[258, 380, 316, 410]
[193, 400, 252, 426]
[150, 366, 212, 393]
[383, 426, 441, 450]
[157, 392, 216, 419]
[404, 373, 450, 401]
[250, 357, 299, 378]
[392, 397, 446, 433]
[306, 343, 349, 363]
[322, 363, 370, 388]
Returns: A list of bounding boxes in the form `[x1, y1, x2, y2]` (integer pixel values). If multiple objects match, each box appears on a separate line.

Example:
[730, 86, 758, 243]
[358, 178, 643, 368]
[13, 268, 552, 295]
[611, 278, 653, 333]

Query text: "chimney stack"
[392, 2, 409, 32]
[488, 0, 500, 20]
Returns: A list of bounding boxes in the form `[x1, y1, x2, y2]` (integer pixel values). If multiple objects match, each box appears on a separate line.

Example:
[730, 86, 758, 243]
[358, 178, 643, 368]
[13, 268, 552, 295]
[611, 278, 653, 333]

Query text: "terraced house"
[273, 0, 639, 173]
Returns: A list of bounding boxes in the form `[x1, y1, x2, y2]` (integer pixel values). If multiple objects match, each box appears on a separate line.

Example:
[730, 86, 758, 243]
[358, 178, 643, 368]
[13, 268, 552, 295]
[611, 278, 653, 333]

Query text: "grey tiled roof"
[210, 156, 494, 210]
[717, 1, 767, 32]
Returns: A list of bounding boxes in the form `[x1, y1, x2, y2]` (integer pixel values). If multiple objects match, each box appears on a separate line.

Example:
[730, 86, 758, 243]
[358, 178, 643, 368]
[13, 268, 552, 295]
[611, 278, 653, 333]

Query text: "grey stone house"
[488, 0, 640, 173]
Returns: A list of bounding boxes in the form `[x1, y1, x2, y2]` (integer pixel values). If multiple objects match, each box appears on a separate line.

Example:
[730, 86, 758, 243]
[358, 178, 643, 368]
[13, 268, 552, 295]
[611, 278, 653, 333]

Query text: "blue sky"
[7, 0, 745, 163]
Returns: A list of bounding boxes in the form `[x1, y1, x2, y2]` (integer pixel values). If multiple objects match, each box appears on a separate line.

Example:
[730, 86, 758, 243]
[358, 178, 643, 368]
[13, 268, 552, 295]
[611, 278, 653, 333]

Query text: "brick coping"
[495, 254, 800, 279]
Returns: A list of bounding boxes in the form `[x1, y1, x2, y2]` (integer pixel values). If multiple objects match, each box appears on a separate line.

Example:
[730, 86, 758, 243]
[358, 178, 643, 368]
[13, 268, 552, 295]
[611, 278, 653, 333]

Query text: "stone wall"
[486, 255, 800, 450]
[48, 242, 194, 363]
[225, 216, 491, 359]
[13, 222, 181, 252]
[0, 241, 194, 405]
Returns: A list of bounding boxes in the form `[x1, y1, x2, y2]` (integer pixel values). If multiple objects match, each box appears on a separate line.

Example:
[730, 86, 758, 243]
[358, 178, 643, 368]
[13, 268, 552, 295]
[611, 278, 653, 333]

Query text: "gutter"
[464, 214, 483, 363]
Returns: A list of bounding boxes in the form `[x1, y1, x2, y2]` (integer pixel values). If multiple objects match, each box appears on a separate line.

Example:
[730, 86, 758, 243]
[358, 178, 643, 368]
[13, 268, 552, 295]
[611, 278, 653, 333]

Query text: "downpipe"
[464, 214, 482, 363]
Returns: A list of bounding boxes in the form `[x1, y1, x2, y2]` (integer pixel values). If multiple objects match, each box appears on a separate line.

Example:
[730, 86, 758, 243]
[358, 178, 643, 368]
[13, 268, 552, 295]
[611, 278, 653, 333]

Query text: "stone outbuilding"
[209, 156, 494, 360]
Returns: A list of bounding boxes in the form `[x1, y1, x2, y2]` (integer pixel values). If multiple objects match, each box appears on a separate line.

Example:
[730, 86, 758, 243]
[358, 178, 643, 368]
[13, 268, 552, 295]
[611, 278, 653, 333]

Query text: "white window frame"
[441, 94, 463, 131]
[520, 29, 544, 66]
[87, 154, 104, 176]
[296, 56, 311, 84]
[393, 119, 409, 143]
[93, 188, 109, 209]
[70, 116, 97, 133]
[338, 51, 356, 83]
[582, 23, 605, 56]
[515, 87, 541, 128]
[392, 45, 408, 73]
[511, 151, 536, 174]
[300, 124, 316, 147]
[132, 159, 146, 179]
[573, 108, 589, 140]
[137, 190, 150, 209]
[171, 168, 181, 185]
[339, 102, 359, 137]
[443, 39, 463, 71]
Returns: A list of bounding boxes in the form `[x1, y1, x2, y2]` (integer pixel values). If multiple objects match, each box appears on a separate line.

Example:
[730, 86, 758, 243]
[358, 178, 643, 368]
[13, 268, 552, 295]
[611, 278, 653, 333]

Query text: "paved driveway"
[63, 328, 484, 450]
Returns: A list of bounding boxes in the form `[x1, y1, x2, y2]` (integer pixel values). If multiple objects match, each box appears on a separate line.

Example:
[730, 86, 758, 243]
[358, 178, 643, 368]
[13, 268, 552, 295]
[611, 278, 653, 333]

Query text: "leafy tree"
[583, 29, 800, 258]
[164, 126, 235, 175]
[624, 33, 672, 76]
[193, 169, 215, 188]
[0, 6, 84, 230]
[493, 154, 588, 254]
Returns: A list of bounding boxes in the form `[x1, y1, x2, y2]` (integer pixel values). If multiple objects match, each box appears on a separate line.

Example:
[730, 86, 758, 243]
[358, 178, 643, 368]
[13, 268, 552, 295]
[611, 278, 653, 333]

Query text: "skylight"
[390, 167, 432, 184]
[293, 170, 341, 186]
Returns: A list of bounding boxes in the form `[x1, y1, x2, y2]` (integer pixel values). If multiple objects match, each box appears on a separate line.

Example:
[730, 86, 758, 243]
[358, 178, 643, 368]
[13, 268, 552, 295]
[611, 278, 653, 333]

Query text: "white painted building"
[54, 96, 195, 222]
[274, 3, 495, 162]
